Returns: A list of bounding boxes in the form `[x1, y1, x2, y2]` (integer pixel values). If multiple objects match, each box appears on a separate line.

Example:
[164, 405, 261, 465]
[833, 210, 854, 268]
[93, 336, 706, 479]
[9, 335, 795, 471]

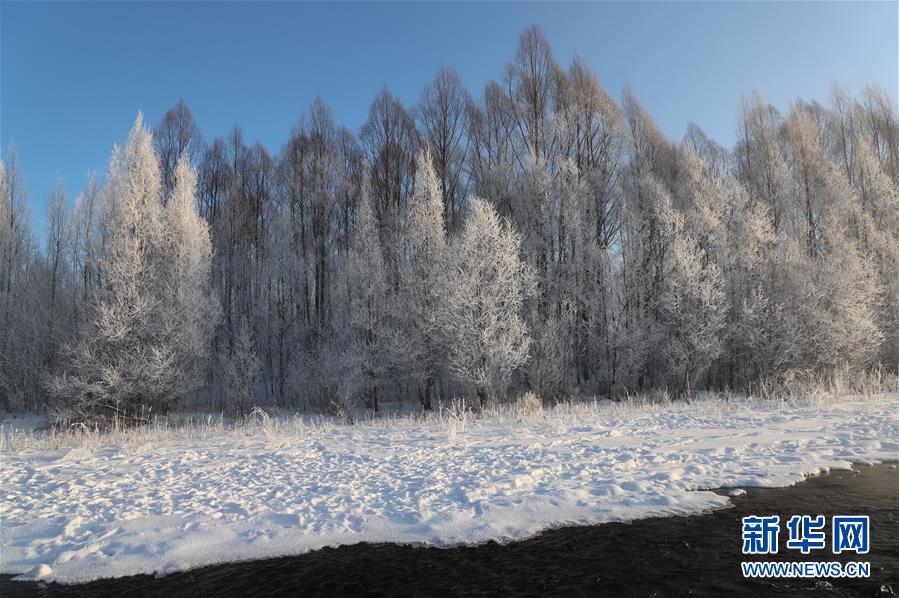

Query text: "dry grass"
[514, 391, 543, 415]
[750, 365, 899, 405]
[2, 368, 895, 456]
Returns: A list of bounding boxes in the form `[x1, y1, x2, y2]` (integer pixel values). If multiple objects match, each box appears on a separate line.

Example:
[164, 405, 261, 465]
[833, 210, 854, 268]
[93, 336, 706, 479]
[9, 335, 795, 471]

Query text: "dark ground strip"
[3, 463, 897, 597]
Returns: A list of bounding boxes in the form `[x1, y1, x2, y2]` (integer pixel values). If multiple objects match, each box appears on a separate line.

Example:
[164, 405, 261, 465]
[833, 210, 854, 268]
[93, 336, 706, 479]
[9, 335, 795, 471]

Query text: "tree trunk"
[477, 387, 488, 409]
[419, 379, 433, 411]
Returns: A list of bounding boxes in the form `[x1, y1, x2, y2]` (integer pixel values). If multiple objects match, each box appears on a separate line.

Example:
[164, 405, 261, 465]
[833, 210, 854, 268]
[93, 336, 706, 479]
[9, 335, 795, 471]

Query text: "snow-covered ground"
[2, 394, 897, 584]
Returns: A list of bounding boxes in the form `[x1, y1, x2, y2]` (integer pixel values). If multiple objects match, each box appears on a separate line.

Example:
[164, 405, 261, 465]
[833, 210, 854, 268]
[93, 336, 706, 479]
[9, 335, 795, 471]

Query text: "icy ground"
[2, 395, 897, 583]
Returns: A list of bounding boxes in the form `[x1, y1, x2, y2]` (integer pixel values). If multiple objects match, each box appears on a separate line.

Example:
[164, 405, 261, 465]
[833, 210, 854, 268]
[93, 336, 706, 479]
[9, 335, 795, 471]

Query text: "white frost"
[1, 395, 896, 584]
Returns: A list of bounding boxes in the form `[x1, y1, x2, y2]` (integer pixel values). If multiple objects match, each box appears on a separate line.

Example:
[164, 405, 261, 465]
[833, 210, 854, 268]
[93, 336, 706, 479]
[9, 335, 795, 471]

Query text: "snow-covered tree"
[736, 92, 792, 234]
[161, 155, 220, 395]
[0, 148, 41, 409]
[361, 88, 419, 290]
[659, 233, 726, 394]
[779, 105, 885, 371]
[5, 28, 898, 414]
[222, 318, 259, 416]
[345, 189, 394, 412]
[846, 131, 899, 366]
[71, 173, 103, 311]
[49, 115, 218, 425]
[444, 197, 535, 406]
[41, 180, 73, 376]
[154, 99, 203, 197]
[399, 149, 448, 409]
[416, 67, 471, 233]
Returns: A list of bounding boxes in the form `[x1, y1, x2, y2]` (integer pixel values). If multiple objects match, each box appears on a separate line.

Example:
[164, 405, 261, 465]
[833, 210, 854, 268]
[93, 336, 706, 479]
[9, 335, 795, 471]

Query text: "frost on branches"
[443, 197, 535, 407]
[46, 116, 219, 426]
[1, 27, 897, 416]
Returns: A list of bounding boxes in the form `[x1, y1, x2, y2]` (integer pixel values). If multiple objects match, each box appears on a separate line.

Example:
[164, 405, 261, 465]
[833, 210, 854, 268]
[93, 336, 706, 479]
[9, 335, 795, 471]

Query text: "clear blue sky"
[2, 1, 897, 235]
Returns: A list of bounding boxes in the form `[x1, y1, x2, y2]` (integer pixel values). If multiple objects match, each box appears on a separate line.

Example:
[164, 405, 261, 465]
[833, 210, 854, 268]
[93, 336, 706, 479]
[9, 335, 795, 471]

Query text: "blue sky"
[2, 1, 897, 234]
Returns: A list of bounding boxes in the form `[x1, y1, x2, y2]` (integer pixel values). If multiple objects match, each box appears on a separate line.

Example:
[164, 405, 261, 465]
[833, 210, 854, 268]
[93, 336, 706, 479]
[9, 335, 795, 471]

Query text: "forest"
[1, 26, 897, 425]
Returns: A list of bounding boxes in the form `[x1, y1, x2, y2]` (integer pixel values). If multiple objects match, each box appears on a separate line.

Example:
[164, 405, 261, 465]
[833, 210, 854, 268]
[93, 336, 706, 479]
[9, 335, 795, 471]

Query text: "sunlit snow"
[2, 394, 896, 583]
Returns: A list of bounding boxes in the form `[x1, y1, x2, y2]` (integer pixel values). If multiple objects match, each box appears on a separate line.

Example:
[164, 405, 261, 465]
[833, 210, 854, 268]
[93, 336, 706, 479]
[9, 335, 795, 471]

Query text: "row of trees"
[1, 26, 897, 420]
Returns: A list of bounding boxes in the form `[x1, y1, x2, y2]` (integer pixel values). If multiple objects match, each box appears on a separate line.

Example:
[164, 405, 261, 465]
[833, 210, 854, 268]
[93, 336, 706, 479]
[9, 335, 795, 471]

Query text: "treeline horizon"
[1, 25, 897, 421]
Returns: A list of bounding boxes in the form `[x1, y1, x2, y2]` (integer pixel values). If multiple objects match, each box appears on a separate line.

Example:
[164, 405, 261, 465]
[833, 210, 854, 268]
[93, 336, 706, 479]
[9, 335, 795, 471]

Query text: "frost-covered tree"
[858, 84, 899, 183]
[222, 318, 259, 416]
[528, 315, 572, 401]
[444, 198, 535, 406]
[399, 149, 448, 409]
[779, 104, 885, 371]
[0, 147, 41, 409]
[416, 67, 471, 233]
[466, 82, 518, 213]
[162, 155, 220, 392]
[361, 88, 419, 289]
[736, 92, 792, 234]
[41, 180, 73, 375]
[503, 25, 559, 162]
[154, 99, 203, 197]
[617, 90, 682, 389]
[537, 161, 584, 397]
[6, 27, 899, 414]
[0, 147, 29, 311]
[49, 115, 218, 425]
[849, 133, 899, 365]
[345, 190, 394, 412]
[71, 173, 103, 310]
[659, 233, 726, 394]
[676, 140, 772, 387]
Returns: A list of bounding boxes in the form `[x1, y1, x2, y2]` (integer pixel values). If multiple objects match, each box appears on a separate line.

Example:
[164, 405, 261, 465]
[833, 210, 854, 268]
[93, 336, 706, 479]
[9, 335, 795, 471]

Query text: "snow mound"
[1, 395, 896, 584]
[15, 564, 53, 581]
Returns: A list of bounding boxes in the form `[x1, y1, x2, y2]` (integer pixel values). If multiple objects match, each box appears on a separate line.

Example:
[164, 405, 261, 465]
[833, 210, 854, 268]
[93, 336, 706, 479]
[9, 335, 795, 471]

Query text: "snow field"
[1, 394, 897, 583]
